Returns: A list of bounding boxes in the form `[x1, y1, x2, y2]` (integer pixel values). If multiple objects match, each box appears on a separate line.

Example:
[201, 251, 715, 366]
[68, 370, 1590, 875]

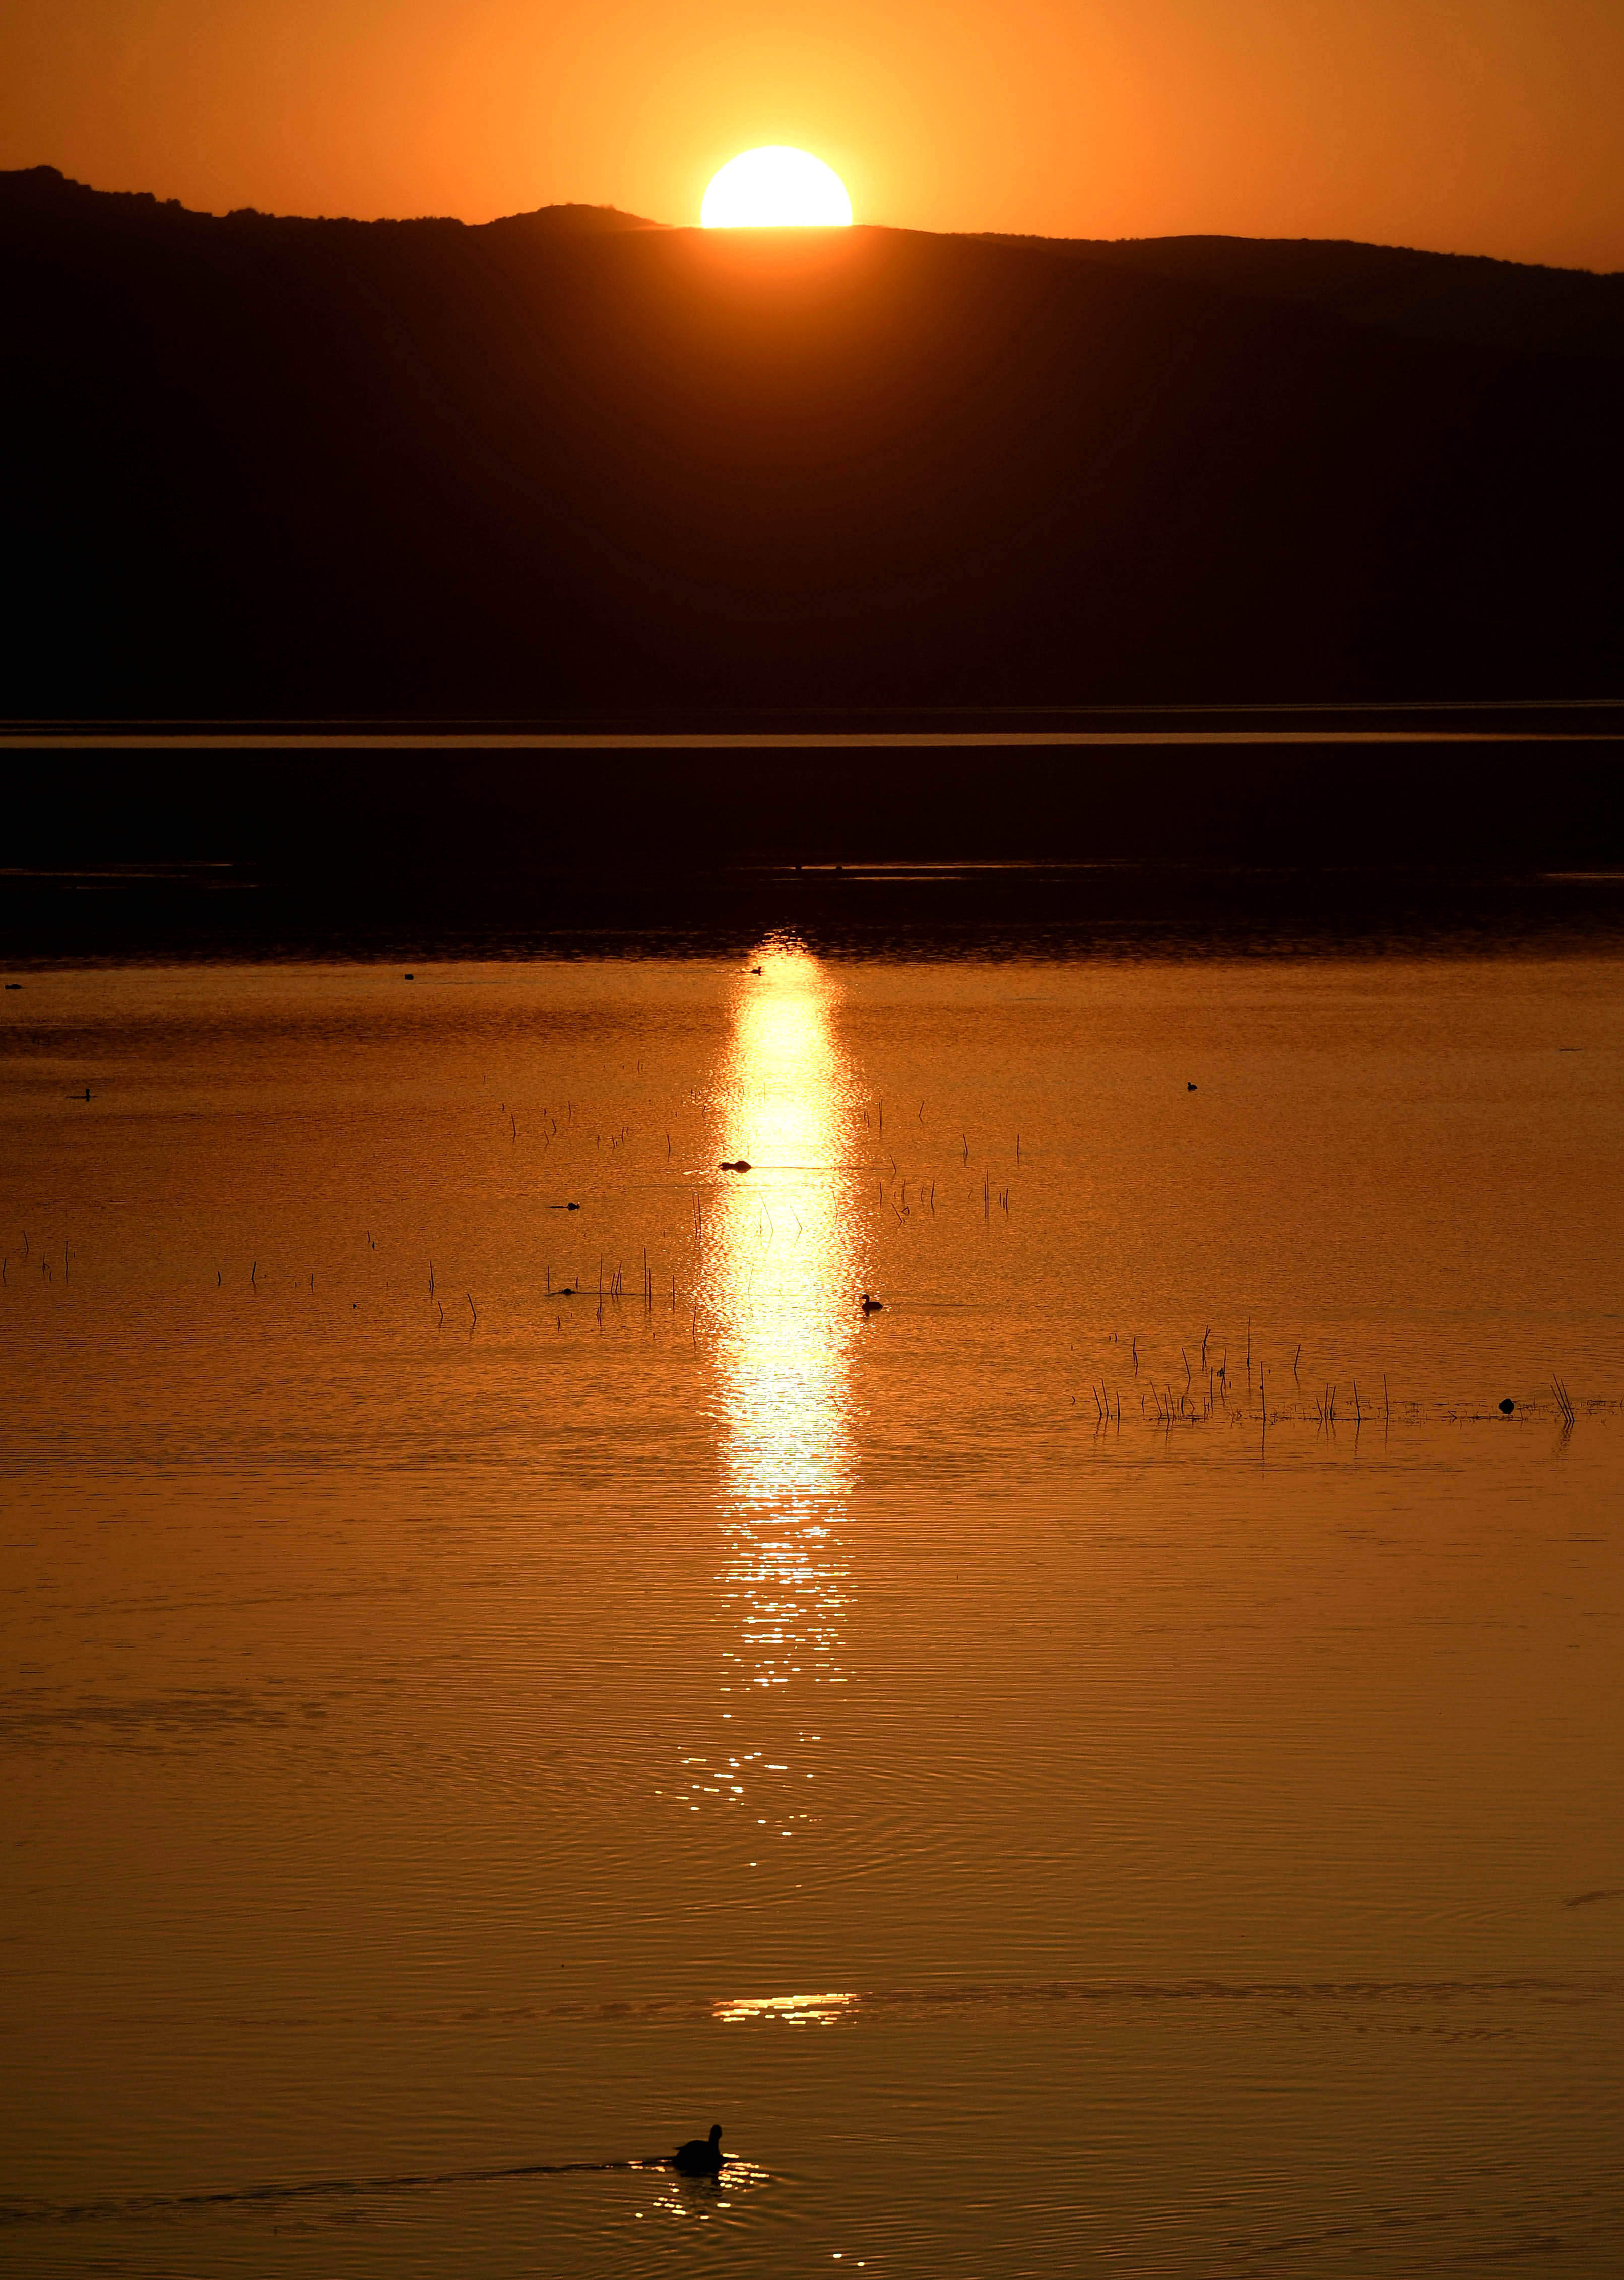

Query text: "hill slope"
[982, 230, 1624, 357]
[5, 166, 1620, 716]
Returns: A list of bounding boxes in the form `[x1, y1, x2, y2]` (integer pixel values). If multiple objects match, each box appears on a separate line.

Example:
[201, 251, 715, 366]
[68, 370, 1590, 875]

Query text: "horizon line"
[11, 166, 1622, 277]
[7, 730, 1623, 752]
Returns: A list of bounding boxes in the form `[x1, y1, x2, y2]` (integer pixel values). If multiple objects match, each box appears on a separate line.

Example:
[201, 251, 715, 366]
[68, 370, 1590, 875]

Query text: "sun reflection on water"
[713, 1989, 858, 2025]
[689, 941, 866, 1844]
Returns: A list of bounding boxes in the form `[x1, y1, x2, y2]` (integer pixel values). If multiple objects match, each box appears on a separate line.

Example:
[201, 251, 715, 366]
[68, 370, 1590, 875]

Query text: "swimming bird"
[750, 966, 763, 975]
[673, 2123, 724, 2177]
[719, 1159, 751, 1172]
[860, 1291, 883, 1313]
[1187, 1081, 1197, 1091]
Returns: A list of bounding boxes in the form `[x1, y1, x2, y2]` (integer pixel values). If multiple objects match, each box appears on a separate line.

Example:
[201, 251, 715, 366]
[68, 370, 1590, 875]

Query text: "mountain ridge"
[2, 164, 666, 234]
[5, 163, 1620, 717]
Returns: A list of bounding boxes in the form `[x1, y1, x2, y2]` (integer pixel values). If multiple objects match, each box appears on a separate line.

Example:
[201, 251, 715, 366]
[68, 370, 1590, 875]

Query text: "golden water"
[3, 943, 1621, 2274]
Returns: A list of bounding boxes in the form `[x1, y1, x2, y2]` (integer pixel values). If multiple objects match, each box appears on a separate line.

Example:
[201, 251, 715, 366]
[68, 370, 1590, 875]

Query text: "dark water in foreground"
[2, 944, 1621, 2275]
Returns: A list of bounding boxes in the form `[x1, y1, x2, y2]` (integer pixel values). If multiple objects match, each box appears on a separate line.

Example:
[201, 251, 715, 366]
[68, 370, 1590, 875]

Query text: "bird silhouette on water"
[673, 2123, 724, 2177]
[860, 1291, 883, 1313]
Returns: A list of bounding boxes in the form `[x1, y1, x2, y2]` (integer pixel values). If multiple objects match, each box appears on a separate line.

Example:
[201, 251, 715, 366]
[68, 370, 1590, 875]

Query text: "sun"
[700, 147, 853, 229]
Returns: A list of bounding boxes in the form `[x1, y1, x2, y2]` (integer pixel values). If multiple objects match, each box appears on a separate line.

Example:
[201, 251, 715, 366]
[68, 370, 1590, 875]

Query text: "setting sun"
[700, 147, 853, 229]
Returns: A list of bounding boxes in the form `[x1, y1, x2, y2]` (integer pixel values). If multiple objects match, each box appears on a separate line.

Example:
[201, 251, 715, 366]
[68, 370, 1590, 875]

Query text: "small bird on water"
[860, 1291, 883, 1313]
[673, 2123, 724, 2177]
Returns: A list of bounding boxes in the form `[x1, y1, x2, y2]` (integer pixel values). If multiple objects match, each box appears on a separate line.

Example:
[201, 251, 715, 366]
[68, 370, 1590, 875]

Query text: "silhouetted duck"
[860, 1291, 883, 1313]
[750, 966, 763, 975]
[719, 1160, 751, 1172]
[673, 2123, 724, 2177]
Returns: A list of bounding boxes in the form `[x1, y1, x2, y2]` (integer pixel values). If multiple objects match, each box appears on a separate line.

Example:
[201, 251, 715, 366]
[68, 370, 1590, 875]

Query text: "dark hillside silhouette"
[4, 164, 1621, 719]
[983, 231, 1624, 357]
[484, 203, 664, 236]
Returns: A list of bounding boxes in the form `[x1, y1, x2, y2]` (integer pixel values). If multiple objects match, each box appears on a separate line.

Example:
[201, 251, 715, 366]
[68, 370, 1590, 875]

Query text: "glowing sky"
[5, 0, 1621, 269]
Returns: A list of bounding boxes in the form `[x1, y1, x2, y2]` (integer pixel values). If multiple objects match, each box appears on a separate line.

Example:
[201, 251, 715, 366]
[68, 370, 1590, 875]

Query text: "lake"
[3, 940, 1621, 2275]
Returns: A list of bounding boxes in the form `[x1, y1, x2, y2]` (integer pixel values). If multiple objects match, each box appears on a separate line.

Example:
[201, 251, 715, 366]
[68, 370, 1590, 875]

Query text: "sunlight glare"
[700, 148, 854, 229]
[698, 942, 864, 1819]
[704, 941, 861, 1523]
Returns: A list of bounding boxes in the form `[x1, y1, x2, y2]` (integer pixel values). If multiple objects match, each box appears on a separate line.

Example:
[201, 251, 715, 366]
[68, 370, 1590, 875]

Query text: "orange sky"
[6, 0, 1622, 270]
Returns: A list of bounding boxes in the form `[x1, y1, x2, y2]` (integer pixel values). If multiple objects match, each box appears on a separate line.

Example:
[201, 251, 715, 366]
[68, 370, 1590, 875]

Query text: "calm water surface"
[2, 944, 1621, 2275]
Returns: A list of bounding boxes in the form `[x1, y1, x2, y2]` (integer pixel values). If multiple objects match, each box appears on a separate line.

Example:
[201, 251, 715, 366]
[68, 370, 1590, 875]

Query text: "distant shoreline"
[8, 729, 1623, 750]
[5, 698, 1621, 752]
